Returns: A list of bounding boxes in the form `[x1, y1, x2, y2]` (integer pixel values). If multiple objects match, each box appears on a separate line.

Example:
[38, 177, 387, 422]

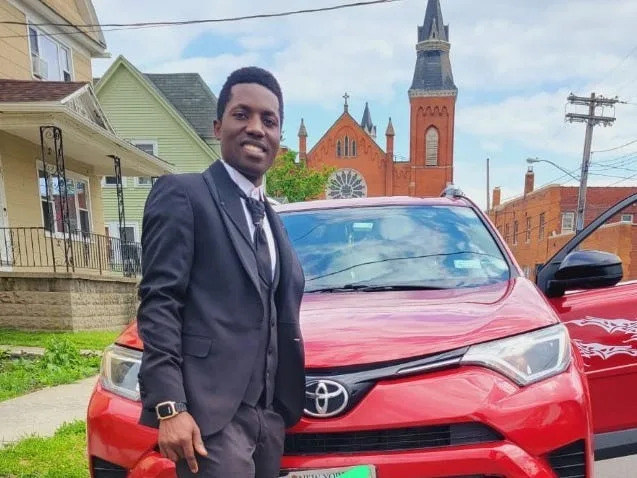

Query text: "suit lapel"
[203, 162, 261, 295]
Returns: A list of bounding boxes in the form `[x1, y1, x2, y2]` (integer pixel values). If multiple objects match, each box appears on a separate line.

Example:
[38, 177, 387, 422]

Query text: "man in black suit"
[137, 67, 306, 477]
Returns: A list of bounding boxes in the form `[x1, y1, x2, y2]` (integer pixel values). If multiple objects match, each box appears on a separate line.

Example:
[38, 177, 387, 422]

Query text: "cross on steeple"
[343, 92, 350, 112]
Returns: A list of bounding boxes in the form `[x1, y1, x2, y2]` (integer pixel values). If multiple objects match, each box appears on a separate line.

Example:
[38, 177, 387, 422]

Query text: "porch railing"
[0, 227, 142, 278]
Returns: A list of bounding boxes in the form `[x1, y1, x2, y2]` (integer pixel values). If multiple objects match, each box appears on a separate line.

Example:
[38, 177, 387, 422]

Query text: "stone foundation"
[0, 272, 138, 331]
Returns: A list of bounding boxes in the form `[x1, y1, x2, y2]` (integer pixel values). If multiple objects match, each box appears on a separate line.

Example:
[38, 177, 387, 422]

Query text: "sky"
[92, 0, 637, 209]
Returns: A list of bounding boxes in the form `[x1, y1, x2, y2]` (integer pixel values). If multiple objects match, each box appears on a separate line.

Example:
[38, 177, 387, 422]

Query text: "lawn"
[0, 339, 101, 402]
[0, 330, 119, 351]
[0, 421, 89, 478]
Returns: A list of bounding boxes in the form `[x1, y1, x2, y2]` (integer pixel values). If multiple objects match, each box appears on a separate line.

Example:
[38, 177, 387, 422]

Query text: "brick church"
[297, 0, 457, 199]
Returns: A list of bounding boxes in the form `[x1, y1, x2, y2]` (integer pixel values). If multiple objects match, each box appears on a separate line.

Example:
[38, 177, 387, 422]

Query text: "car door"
[536, 193, 637, 460]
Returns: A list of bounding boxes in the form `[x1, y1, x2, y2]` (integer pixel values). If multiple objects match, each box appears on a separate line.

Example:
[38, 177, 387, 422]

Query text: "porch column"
[108, 155, 131, 277]
[40, 126, 74, 272]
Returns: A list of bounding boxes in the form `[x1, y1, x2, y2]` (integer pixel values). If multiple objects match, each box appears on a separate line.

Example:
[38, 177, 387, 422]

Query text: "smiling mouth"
[242, 143, 266, 155]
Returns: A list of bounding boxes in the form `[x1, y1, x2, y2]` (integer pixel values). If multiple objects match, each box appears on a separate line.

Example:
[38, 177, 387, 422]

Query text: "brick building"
[298, 0, 457, 199]
[489, 168, 637, 281]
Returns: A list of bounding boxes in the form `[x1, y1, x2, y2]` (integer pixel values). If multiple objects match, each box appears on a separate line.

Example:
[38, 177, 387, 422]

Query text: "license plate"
[282, 465, 376, 478]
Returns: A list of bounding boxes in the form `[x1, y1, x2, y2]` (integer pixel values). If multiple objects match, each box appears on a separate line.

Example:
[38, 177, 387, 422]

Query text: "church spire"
[410, 0, 457, 96]
[419, 0, 448, 42]
[360, 102, 376, 139]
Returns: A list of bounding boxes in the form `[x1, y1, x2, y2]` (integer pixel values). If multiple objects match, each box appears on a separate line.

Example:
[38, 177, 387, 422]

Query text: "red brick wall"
[489, 185, 637, 281]
[409, 96, 456, 197]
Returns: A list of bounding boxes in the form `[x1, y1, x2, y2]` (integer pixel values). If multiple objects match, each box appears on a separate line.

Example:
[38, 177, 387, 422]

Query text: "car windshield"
[280, 205, 511, 292]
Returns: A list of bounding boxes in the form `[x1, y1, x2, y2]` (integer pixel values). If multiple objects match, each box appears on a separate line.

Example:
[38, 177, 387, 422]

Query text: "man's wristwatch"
[155, 401, 187, 420]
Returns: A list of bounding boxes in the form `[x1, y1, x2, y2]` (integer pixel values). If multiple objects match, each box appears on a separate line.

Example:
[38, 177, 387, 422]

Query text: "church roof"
[361, 102, 374, 131]
[410, 0, 457, 93]
[298, 118, 308, 137]
[419, 0, 448, 42]
[385, 117, 395, 136]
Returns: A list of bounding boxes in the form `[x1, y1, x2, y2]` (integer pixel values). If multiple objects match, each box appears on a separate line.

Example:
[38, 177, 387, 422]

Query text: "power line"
[607, 171, 637, 187]
[591, 137, 637, 154]
[0, 0, 401, 36]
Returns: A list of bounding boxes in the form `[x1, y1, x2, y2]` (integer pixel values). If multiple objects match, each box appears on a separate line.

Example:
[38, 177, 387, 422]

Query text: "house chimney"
[298, 118, 308, 161]
[524, 166, 534, 195]
[492, 186, 501, 207]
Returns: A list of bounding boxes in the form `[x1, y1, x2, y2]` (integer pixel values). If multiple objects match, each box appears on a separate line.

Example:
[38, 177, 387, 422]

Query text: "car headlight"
[460, 324, 571, 386]
[99, 344, 142, 401]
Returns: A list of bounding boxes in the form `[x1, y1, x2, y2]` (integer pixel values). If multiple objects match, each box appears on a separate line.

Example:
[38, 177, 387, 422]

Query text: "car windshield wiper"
[305, 283, 449, 293]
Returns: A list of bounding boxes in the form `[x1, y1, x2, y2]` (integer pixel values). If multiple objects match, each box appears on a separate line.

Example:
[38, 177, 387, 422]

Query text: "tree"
[266, 150, 334, 203]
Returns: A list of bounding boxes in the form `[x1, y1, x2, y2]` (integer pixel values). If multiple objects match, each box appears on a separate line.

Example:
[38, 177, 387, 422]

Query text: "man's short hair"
[217, 66, 284, 123]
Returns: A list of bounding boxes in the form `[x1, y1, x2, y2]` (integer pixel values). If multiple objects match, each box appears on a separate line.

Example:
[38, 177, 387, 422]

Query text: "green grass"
[0, 330, 119, 351]
[0, 421, 89, 478]
[0, 339, 101, 402]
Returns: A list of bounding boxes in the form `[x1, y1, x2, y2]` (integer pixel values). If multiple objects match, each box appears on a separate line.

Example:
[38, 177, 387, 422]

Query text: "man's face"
[214, 83, 281, 186]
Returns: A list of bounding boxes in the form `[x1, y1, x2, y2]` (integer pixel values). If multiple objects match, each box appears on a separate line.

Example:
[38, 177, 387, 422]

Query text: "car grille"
[547, 440, 587, 478]
[91, 456, 127, 478]
[284, 422, 503, 455]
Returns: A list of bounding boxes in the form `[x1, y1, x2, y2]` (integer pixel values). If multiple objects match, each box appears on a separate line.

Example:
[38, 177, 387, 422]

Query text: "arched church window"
[344, 136, 350, 157]
[352, 140, 357, 157]
[337, 140, 342, 157]
[326, 168, 367, 199]
[425, 127, 439, 166]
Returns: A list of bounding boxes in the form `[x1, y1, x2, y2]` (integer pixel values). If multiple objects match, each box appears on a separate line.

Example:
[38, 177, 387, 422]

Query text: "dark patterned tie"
[239, 191, 272, 285]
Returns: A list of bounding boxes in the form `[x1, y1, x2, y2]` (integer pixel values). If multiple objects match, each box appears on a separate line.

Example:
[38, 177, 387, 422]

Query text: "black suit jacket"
[137, 161, 306, 436]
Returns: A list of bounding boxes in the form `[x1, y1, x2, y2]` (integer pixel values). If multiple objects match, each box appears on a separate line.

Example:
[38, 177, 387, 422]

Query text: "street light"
[525, 157, 580, 182]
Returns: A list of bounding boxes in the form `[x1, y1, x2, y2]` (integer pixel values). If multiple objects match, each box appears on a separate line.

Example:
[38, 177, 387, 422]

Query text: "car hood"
[117, 279, 558, 369]
[301, 278, 559, 368]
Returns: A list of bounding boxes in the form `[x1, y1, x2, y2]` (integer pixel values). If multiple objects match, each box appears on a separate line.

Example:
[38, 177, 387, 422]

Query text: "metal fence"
[0, 227, 141, 277]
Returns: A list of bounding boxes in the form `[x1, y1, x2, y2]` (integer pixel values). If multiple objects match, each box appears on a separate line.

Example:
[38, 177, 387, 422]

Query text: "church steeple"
[419, 0, 448, 42]
[410, 0, 457, 95]
[408, 0, 457, 197]
[360, 102, 376, 139]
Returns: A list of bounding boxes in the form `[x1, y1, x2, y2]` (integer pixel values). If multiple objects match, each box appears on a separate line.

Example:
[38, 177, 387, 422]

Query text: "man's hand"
[158, 412, 207, 473]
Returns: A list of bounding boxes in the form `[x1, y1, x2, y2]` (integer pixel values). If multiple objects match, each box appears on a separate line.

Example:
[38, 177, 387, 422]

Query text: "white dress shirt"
[221, 160, 277, 279]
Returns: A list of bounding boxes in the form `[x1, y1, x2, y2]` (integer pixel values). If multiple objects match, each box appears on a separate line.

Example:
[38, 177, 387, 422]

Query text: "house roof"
[145, 73, 218, 141]
[0, 80, 87, 102]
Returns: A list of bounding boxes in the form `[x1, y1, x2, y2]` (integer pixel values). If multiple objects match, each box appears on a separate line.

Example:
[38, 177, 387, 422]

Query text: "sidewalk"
[0, 374, 98, 445]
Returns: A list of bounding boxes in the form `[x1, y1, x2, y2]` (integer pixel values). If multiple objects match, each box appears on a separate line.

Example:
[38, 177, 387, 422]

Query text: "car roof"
[274, 196, 472, 213]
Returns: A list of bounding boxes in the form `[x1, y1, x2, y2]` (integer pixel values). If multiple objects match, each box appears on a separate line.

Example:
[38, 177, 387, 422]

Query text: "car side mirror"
[546, 250, 623, 297]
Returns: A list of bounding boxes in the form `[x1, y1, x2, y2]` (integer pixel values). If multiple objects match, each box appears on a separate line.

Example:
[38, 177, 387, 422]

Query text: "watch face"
[157, 403, 174, 417]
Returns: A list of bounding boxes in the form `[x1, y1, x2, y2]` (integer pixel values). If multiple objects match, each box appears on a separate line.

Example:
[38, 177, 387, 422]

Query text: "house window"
[561, 212, 575, 233]
[28, 25, 72, 81]
[130, 141, 157, 187]
[526, 217, 531, 242]
[522, 265, 531, 278]
[336, 140, 342, 157]
[344, 136, 350, 157]
[513, 220, 518, 245]
[38, 166, 91, 234]
[539, 212, 546, 239]
[504, 223, 510, 243]
[351, 140, 357, 157]
[103, 176, 126, 188]
[425, 127, 439, 166]
[621, 214, 633, 223]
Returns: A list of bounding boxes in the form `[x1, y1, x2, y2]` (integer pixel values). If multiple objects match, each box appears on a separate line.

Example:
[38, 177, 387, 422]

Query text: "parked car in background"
[88, 191, 637, 478]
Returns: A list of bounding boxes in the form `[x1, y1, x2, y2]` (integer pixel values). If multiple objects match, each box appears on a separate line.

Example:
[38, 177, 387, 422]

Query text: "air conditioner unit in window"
[31, 55, 48, 79]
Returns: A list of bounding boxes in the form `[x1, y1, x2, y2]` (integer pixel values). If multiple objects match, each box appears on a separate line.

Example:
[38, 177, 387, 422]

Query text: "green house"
[95, 55, 220, 242]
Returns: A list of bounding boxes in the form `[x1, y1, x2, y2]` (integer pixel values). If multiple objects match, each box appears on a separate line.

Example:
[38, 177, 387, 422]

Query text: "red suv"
[88, 191, 637, 478]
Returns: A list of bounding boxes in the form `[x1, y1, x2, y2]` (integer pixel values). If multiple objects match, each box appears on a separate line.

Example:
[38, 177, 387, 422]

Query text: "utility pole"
[486, 157, 490, 211]
[565, 92, 618, 232]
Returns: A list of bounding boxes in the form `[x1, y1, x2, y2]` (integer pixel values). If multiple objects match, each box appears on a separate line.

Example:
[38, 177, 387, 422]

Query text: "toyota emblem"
[304, 379, 349, 418]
